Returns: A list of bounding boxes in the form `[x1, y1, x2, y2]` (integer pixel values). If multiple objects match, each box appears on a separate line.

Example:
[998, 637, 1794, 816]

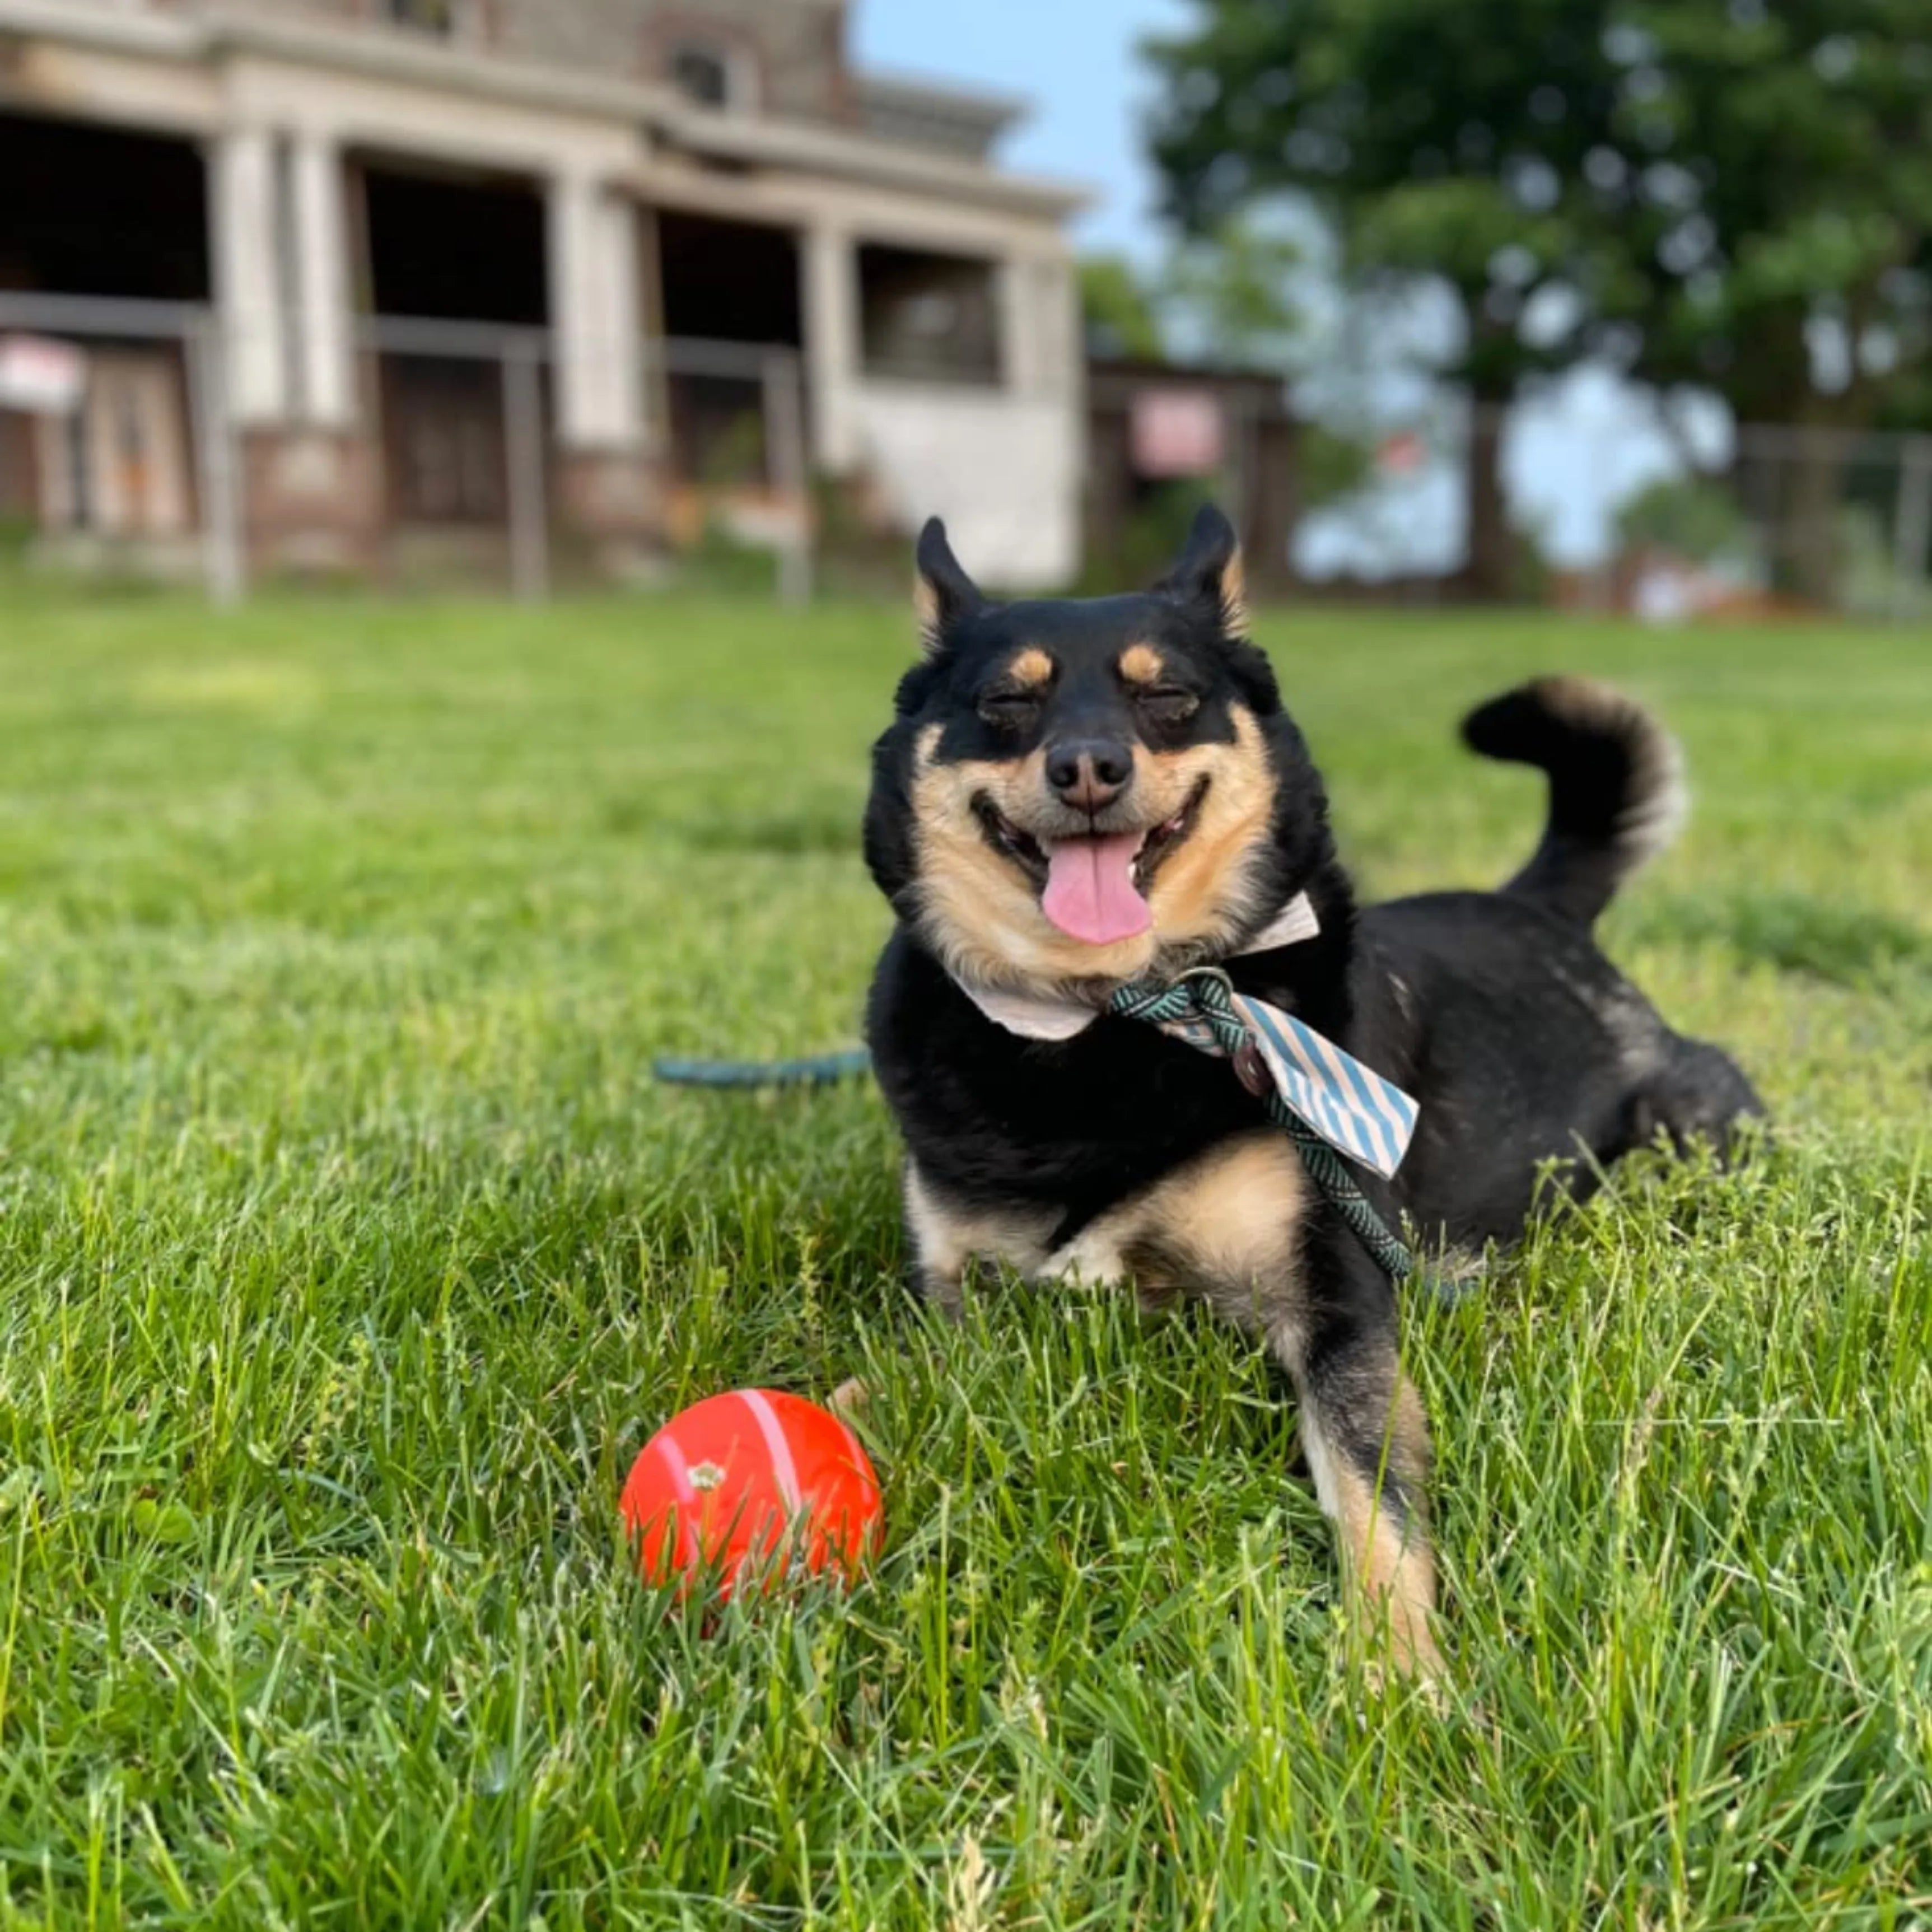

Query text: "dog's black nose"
[1046, 738, 1134, 813]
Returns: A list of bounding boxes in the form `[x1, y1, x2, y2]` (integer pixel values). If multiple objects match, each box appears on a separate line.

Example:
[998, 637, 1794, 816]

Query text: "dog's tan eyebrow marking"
[1118, 643, 1168, 686]
[1004, 647, 1055, 690]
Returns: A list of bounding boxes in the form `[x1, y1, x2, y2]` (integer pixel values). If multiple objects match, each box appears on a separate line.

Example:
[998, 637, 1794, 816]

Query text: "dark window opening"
[361, 162, 547, 325]
[670, 43, 736, 109]
[654, 213, 799, 492]
[656, 212, 799, 346]
[0, 110, 209, 302]
[386, 0, 454, 34]
[858, 245, 1001, 385]
[383, 360, 507, 525]
[672, 374, 768, 489]
[358, 162, 547, 532]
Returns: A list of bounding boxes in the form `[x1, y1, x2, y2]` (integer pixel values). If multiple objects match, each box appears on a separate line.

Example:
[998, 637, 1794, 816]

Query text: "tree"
[1145, 0, 1622, 597]
[1145, 0, 1932, 603]
[1583, 3, 1932, 599]
[1592, 6, 1932, 416]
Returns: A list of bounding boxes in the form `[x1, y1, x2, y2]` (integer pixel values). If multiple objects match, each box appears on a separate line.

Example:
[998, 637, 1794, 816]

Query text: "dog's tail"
[1460, 676, 1687, 927]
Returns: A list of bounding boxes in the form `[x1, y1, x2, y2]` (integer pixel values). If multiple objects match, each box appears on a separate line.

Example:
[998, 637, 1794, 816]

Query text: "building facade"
[0, 0, 1088, 586]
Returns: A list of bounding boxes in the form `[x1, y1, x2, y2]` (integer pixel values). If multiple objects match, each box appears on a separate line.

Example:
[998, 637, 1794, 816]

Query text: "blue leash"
[654, 1049, 873, 1090]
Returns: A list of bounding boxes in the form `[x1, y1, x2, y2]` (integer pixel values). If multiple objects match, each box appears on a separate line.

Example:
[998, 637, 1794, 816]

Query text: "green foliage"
[1084, 214, 1311, 374]
[676, 514, 781, 597]
[1082, 223, 1377, 539]
[1833, 499, 1932, 618]
[1161, 215, 1308, 369]
[1300, 421, 1377, 511]
[1595, 3, 1932, 430]
[808, 472, 916, 599]
[1079, 253, 1165, 360]
[1145, 1, 1620, 399]
[1145, 0, 1932, 432]
[0, 589, 1928, 1925]
[1078, 478, 1215, 593]
[1614, 475, 1755, 563]
[697, 409, 767, 489]
[1142, 2, 1932, 596]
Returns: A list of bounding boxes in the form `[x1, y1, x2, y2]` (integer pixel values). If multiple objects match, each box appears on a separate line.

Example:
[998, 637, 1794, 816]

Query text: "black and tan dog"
[862, 504, 1761, 1677]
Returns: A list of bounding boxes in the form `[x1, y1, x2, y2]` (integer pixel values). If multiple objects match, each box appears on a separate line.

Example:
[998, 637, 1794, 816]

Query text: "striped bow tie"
[1109, 974, 1417, 1182]
[1105, 967, 1417, 1281]
[949, 897, 1420, 1280]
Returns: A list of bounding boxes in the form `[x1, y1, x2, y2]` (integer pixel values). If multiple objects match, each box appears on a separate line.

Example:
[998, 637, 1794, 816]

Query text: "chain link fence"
[1292, 395, 1932, 620]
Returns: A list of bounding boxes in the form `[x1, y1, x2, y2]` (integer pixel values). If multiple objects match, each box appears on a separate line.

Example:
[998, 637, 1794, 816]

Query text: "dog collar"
[954, 892, 1323, 1043]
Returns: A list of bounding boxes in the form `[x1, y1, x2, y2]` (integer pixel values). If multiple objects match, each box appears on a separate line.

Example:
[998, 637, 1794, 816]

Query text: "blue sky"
[852, 0, 1189, 262]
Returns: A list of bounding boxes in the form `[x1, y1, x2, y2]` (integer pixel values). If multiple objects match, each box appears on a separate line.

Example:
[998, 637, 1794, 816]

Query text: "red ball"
[621, 1389, 882, 1600]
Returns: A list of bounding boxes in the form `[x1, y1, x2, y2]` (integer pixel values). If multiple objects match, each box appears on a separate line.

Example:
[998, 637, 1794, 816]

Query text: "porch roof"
[0, 0, 1094, 222]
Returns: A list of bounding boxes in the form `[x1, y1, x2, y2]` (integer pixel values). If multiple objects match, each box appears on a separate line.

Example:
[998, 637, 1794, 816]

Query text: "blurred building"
[1085, 359, 1302, 592]
[0, 0, 1087, 585]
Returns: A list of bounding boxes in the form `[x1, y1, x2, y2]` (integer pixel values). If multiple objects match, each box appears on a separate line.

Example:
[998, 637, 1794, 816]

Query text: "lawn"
[0, 583, 1928, 1930]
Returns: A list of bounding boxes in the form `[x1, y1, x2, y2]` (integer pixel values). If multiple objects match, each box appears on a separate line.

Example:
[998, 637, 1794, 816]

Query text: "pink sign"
[0, 334, 86, 414]
[1131, 389, 1225, 478]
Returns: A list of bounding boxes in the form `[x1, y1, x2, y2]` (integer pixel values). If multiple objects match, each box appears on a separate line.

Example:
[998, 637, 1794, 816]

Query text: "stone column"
[996, 256, 1034, 396]
[998, 253, 1084, 588]
[547, 169, 655, 568]
[802, 217, 859, 473]
[1042, 254, 1087, 585]
[997, 254, 1080, 401]
[1034, 256, 1081, 402]
[290, 129, 355, 429]
[548, 168, 642, 449]
[212, 125, 381, 573]
[591, 189, 644, 450]
[635, 202, 668, 454]
[209, 125, 288, 426]
[549, 167, 597, 446]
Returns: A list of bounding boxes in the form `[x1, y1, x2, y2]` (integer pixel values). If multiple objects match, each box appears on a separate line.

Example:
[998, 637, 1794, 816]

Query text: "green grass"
[0, 584, 1928, 1930]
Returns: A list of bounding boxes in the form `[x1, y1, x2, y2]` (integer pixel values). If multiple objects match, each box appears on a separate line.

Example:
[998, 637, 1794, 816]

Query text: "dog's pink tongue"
[1041, 833, 1151, 945]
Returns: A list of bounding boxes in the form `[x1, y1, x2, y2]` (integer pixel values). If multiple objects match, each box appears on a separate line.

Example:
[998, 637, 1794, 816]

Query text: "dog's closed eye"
[978, 689, 1042, 729]
[1135, 685, 1200, 725]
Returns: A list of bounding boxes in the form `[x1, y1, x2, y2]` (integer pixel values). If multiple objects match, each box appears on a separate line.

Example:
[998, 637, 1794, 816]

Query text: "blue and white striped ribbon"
[1229, 995, 1417, 1179]
[1108, 967, 1418, 1276]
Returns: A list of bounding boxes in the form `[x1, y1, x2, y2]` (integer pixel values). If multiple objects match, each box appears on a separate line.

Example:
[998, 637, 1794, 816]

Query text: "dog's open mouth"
[974, 778, 1208, 946]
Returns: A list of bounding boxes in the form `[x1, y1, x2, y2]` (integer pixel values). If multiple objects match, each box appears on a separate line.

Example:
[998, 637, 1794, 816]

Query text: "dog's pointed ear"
[914, 517, 982, 655]
[1157, 501, 1248, 638]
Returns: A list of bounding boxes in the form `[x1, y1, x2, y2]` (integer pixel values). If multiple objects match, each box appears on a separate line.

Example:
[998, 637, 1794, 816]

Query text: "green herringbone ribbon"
[1109, 968, 1415, 1281]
